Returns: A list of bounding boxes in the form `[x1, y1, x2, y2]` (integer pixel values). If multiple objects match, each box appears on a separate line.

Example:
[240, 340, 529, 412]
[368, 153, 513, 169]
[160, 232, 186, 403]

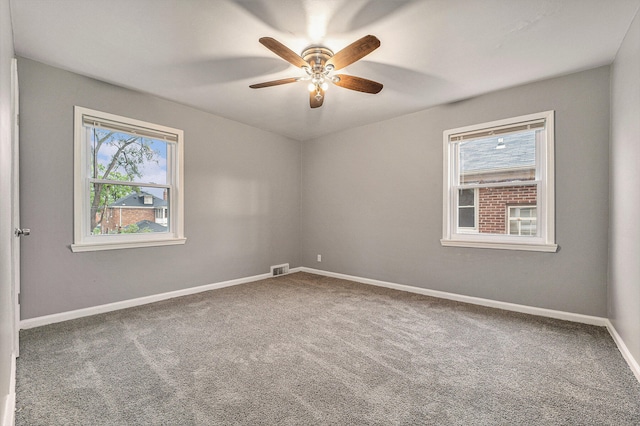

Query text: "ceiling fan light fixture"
[250, 35, 383, 108]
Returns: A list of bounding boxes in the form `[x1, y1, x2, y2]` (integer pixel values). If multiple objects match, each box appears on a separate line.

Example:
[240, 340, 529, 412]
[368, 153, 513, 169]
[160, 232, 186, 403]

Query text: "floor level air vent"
[270, 263, 290, 277]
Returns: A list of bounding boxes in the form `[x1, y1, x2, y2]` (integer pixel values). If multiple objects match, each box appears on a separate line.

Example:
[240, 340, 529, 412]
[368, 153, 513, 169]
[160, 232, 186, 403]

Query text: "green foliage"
[121, 224, 139, 234]
[90, 165, 136, 207]
[121, 223, 154, 234]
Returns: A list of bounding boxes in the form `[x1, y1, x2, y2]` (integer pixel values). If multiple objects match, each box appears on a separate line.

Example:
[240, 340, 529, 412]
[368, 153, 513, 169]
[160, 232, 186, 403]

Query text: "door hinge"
[17, 293, 21, 305]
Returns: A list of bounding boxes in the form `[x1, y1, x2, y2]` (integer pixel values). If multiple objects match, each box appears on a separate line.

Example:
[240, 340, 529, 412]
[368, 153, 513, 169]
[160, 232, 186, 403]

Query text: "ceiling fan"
[250, 35, 383, 108]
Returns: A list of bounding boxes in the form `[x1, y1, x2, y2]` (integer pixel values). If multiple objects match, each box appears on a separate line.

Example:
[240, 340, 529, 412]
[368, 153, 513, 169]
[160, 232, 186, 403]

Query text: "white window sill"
[440, 239, 558, 252]
[71, 237, 187, 252]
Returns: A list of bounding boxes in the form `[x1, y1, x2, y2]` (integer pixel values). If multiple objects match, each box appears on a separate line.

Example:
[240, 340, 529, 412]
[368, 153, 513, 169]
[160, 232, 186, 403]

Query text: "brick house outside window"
[99, 191, 168, 234]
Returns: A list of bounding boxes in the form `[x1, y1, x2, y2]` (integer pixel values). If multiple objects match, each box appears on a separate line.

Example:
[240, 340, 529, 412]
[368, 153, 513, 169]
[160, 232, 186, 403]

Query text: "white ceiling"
[10, 0, 640, 141]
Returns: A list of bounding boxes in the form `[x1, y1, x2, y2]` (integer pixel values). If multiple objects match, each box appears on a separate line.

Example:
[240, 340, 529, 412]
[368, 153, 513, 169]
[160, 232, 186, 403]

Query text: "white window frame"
[72, 106, 186, 252]
[441, 110, 557, 252]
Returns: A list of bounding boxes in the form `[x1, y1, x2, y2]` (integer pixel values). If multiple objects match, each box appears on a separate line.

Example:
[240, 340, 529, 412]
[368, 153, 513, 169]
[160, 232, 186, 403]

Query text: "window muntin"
[73, 107, 185, 252]
[442, 111, 556, 252]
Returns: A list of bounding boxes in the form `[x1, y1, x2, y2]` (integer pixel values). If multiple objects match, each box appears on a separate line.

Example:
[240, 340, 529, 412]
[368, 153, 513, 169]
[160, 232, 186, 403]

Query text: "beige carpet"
[16, 272, 640, 424]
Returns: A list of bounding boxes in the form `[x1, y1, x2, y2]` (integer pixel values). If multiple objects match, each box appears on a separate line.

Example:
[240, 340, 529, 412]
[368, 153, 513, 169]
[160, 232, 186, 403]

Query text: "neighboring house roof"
[109, 191, 167, 208]
[135, 220, 167, 232]
[460, 131, 536, 173]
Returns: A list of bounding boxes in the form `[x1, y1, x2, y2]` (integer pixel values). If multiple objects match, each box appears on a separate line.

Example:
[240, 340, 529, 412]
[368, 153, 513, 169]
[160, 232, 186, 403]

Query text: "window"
[458, 188, 478, 232]
[72, 107, 185, 252]
[441, 111, 557, 252]
[155, 207, 168, 226]
[508, 206, 537, 236]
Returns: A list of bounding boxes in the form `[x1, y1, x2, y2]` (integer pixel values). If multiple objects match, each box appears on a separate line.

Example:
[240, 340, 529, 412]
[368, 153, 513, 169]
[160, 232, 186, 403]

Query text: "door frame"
[11, 57, 19, 356]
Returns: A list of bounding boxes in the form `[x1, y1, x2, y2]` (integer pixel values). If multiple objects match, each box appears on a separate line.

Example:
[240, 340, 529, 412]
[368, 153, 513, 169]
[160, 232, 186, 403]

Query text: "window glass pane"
[520, 221, 536, 236]
[509, 220, 519, 235]
[458, 207, 475, 228]
[89, 127, 168, 185]
[90, 184, 169, 235]
[458, 188, 475, 206]
[459, 130, 538, 185]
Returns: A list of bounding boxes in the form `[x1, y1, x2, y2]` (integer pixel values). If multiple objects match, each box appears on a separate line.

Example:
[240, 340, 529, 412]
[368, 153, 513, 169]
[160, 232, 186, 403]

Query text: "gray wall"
[18, 58, 300, 319]
[301, 66, 611, 317]
[609, 9, 640, 364]
[0, 0, 15, 420]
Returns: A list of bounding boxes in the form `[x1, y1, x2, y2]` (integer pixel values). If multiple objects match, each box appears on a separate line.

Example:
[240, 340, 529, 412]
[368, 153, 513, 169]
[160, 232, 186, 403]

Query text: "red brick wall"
[102, 208, 155, 233]
[478, 185, 537, 234]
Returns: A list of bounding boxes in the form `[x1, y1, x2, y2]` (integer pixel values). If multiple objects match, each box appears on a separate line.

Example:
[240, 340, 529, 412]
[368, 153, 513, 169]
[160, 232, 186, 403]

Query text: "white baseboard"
[20, 271, 283, 330]
[300, 267, 607, 326]
[1, 354, 15, 426]
[605, 320, 640, 382]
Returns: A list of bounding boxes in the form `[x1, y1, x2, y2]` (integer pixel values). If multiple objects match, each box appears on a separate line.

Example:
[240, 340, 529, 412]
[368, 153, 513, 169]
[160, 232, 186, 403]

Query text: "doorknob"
[15, 228, 30, 237]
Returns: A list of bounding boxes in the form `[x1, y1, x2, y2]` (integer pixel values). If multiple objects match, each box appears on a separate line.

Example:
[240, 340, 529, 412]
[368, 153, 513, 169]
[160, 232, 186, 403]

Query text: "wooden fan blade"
[310, 88, 325, 108]
[250, 78, 299, 89]
[333, 75, 383, 94]
[326, 35, 380, 71]
[259, 37, 308, 68]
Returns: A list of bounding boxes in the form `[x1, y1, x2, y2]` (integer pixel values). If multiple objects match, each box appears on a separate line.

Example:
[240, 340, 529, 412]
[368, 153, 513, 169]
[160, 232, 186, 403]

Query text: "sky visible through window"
[92, 129, 168, 199]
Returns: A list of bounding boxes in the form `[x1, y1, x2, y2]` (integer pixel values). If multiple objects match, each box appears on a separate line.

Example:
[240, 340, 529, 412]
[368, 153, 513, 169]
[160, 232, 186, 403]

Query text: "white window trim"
[71, 106, 186, 252]
[441, 110, 557, 252]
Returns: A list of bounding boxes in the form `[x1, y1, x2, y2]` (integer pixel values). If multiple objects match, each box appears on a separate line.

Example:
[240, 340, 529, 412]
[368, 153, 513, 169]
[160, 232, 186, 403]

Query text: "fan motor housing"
[302, 46, 334, 71]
